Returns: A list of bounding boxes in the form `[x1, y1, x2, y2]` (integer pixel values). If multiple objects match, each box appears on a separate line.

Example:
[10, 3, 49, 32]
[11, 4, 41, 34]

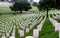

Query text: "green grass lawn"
[39, 18, 59, 38]
[15, 26, 21, 38]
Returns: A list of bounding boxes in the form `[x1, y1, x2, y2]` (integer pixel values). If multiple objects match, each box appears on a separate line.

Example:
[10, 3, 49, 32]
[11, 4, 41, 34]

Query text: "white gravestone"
[55, 23, 60, 32]
[18, 29, 24, 37]
[9, 36, 15, 38]
[33, 29, 39, 38]
[6, 33, 9, 37]
[26, 28, 29, 33]
[25, 36, 33, 38]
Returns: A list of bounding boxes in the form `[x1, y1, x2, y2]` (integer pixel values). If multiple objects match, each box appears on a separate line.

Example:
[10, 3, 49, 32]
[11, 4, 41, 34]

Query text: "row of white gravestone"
[1, 17, 18, 38]
[9, 27, 15, 38]
[18, 28, 39, 38]
[25, 16, 39, 33]
[26, 16, 43, 33]
[19, 14, 38, 20]
[49, 17, 60, 38]
[37, 16, 46, 31]
[30, 20, 37, 29]
[29, 16, 42, 30]
[1, 14, 41, 38]
[52, 14, 60, 19]
[0, 14, 42, 38]
[49, 17, 60, 31]
[18, 16, 46, 38]
[18, 15, 41, 30]
[0, 14, 38, 20]
[0, 23, 13, 36]
[33, 16, 45, 38]
[18, 20, 38, 37]
[56, 15, 60, 19]
[13, 14, 38, 25]
[17, 16, 40, 37]
[0, 20, 13, 38]
[27, 16, 42, 29]
[25, 17, 46, 38]
[1, 25, 15, 38]
[20, 14, 37, 18]
[19, 15, 35, 26]
[49, 10, 58, 14]
[9, 25, 15, 38]
[52, 14, 57, 19]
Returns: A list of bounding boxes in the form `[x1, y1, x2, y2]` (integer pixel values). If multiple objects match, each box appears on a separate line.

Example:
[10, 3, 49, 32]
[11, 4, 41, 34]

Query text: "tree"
[56, 0, 60, 9]
[37, 0, 56, 17]
[10, 2, 32, 14]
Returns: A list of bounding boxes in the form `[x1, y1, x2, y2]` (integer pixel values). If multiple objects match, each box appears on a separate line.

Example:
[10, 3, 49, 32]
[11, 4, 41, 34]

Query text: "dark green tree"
[37, 0, 56, 17]
[10, 2, 32, 14]
[56, 0, 60, 9]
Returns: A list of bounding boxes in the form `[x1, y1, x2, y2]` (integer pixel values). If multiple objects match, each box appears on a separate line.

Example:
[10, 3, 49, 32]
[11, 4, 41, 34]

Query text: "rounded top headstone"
[25, 36, 33, 38]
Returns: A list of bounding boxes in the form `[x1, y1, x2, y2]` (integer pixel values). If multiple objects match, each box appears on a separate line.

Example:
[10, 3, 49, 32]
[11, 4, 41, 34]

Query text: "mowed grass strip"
[39, 18, 59, 38]
[15, 26, 21, 38]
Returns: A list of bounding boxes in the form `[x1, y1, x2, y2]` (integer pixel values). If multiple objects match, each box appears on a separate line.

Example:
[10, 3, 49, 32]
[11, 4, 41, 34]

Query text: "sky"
[33, 0, 39, 3]
[28, 0, 40, 3]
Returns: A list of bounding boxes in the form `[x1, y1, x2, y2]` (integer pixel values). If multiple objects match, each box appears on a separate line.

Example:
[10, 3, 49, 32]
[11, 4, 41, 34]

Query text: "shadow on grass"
[39, 18, 59, 38]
